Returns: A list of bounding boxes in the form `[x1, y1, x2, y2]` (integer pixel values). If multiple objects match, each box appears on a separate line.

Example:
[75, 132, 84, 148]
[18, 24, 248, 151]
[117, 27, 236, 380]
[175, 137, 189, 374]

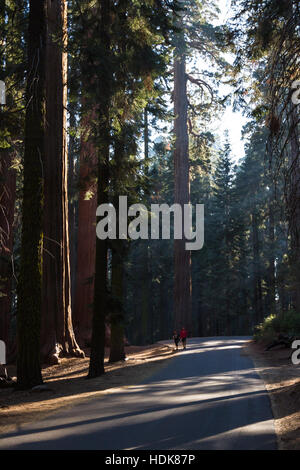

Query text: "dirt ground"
[245, 340, 300, 450]
[0, 343, 175, 436]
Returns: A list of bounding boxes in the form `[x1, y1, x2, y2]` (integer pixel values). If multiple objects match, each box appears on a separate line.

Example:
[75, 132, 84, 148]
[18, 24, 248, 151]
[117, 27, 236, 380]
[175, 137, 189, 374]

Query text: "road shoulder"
[244, 340, 300, 450]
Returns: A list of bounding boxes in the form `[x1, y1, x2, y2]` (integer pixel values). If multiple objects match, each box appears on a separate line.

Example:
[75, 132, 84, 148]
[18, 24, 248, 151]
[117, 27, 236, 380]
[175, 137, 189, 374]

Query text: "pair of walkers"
[173, 327, 187, 350]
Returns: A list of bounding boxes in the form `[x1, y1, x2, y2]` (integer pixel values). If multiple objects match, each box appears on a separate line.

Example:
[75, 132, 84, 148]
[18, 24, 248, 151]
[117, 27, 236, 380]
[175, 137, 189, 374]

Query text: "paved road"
[0, 337, 277, 450]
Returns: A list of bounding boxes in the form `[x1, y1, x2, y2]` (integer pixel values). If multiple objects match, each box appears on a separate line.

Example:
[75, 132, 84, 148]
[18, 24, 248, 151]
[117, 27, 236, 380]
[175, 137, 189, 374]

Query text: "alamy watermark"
[0, 340, 6, 365]
[96, 196, 204, 251]
[0, 80, 5, 105]
[291, 80, 300, 105]
[291, 340, 300, 365]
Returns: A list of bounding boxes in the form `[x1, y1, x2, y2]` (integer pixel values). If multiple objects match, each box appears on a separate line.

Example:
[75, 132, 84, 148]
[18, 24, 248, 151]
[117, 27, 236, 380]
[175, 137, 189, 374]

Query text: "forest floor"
[245, 340, 300, 450]
[0, 343, 175, 436]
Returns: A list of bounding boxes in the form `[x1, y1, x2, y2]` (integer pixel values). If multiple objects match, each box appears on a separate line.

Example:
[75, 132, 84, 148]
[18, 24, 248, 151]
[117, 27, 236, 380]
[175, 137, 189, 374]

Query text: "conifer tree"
[17, 0, 47, 389]
[0, 0, 25, 354]
[41, 0, 84, 364]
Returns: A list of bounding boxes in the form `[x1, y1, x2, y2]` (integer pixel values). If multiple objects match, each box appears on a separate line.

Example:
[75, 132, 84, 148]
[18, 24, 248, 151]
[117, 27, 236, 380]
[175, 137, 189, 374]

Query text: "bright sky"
[153, 0, 248, 164]
[213, 0, 249, 163]
[215, 107, 248, 163]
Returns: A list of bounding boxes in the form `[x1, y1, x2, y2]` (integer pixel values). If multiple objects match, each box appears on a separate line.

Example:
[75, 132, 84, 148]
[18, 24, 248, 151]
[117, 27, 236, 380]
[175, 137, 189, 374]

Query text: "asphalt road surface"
[0, 337, 277, 450]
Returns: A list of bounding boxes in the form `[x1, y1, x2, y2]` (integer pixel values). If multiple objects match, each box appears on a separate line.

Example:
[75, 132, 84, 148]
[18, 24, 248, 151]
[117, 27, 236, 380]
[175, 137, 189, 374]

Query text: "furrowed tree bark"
[173, 34, 192, 334]
[87, 0, 111, 378]
[144, 107, 154, 344]
[41, 0, 84, 364]
[68, 104, 78, 308]
[288, 105, 300, 312]
[87, 155, 109, 377]
[0, 3, 16, 351]
[0, 153, 16, 349]
[109, 240, 126, 363]
[109, 132, 127, 362]
[251, 211, 263, 325]
[267, 189, 276, 314]
[17, 0, 46, 389]
[73, 110, 97, 348]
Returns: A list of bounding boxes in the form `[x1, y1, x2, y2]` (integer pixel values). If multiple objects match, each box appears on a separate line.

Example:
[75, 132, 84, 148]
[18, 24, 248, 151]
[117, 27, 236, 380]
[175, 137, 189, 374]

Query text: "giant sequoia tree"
[0, 0, 25, 358]
[0, 153, 16, 349]
[173, 21, 192, 334]
[41, 0, 83, 364]
[87, 0, 112, 378]
[172, 0, 223, 333]
[73, 110, 97, 348]
[17, 0, 47, 389]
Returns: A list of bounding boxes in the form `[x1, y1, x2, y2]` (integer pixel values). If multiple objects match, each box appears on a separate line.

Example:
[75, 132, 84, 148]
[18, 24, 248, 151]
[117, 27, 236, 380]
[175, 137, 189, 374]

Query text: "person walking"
[172, 330, 180, 350]
[180, 327, 188, 350]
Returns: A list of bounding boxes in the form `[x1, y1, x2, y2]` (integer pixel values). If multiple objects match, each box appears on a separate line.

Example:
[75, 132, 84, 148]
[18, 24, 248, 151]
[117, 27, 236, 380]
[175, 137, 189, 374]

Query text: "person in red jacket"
[180, 327, 188, 350]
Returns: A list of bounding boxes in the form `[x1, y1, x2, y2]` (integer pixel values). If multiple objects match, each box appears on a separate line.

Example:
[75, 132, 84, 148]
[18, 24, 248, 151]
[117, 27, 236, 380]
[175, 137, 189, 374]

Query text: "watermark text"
[0, 80, 5, 105]
[96, 196, 204, 251]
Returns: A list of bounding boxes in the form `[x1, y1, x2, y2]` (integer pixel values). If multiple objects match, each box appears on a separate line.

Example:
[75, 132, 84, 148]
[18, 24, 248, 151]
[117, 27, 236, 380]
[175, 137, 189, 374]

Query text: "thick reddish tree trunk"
[17, 0, 46, 389]
[41, 0, 84, 364]
[73, 113, 97, 348]
[0, 153, 16, 350]
[173, 44, 192, 334]
[252, 211, 263, 324]
[87, 0, 111, 378]
[288, 105, 300, 311]
[109, 240, 126, 363]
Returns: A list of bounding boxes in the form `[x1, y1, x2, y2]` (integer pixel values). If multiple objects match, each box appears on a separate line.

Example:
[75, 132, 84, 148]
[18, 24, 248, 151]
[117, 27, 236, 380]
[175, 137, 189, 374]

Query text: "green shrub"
[254, 310, 300, 343]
